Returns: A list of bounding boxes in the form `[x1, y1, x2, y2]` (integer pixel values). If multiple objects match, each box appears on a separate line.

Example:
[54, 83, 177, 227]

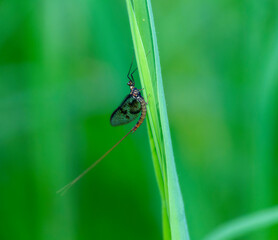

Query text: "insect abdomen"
[132, 97, 147, 132]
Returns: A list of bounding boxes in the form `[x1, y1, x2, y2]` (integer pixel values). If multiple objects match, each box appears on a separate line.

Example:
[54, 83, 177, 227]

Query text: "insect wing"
[110, 94, 142, 126]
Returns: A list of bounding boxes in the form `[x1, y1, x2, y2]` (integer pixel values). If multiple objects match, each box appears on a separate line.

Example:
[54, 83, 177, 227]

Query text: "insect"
[110, 60, 147, 132]
[57, 57, 147, 195]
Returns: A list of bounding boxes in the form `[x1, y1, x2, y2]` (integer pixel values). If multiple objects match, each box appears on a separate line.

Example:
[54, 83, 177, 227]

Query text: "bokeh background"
[1, 0, 278, 239]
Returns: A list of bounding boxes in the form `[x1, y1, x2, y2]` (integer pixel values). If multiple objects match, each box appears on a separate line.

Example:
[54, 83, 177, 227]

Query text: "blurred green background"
[1, 0, 278, 239]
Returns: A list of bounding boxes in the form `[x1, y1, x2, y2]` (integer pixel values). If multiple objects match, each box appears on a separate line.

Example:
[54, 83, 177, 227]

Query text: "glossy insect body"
[57, 57, 147, 195]
[129, 83, 147, 132]
[110, 79, 147, 132]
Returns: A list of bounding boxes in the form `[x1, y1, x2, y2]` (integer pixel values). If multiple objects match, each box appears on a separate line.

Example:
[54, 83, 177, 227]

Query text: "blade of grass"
[146, 1, 190, 239]
[126, 1, 190, 239]
[204, 206, 278, 240]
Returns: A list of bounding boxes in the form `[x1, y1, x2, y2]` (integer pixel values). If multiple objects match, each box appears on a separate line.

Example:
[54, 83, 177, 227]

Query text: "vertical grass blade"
[126, 1, 190, 239]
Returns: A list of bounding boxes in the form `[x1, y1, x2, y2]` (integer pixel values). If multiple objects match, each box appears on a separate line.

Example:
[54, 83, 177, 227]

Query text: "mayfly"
[57, 57, 147, 195]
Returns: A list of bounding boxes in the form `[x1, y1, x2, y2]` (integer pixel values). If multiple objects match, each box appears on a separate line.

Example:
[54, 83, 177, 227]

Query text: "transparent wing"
[110, 94, 142, 126]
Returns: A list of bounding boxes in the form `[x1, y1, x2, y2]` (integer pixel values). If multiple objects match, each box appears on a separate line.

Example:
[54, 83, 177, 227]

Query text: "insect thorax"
[130, 88, 142, 101]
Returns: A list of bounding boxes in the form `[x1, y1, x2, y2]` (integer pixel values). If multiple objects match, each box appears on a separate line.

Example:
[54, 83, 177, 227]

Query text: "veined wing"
[110, 94, 142, 126]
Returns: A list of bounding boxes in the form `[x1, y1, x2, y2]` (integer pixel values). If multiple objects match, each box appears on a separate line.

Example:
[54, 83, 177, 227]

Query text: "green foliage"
[205, 206, 278, 240]
[126, 0, 189, 239]
[1, 0, 278, 240]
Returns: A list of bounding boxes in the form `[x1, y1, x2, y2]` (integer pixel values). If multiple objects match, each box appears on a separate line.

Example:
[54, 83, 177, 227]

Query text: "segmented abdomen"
[132, 97, 147, 132]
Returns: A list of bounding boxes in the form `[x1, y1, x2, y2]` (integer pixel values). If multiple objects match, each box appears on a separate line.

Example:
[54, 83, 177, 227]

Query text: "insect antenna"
[130, 67, 137, 82]
[57, 129, 133, 195]
[128, 50, 152, 82]
[127, 55, 137, 83]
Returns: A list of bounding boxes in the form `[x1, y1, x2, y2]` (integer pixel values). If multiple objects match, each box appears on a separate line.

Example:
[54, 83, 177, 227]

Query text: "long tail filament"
[57, 129, 133, 195]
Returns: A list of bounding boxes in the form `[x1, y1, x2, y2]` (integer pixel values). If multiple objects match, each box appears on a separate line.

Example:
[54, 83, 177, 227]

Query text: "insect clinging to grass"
[57, 56, 147, 195]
